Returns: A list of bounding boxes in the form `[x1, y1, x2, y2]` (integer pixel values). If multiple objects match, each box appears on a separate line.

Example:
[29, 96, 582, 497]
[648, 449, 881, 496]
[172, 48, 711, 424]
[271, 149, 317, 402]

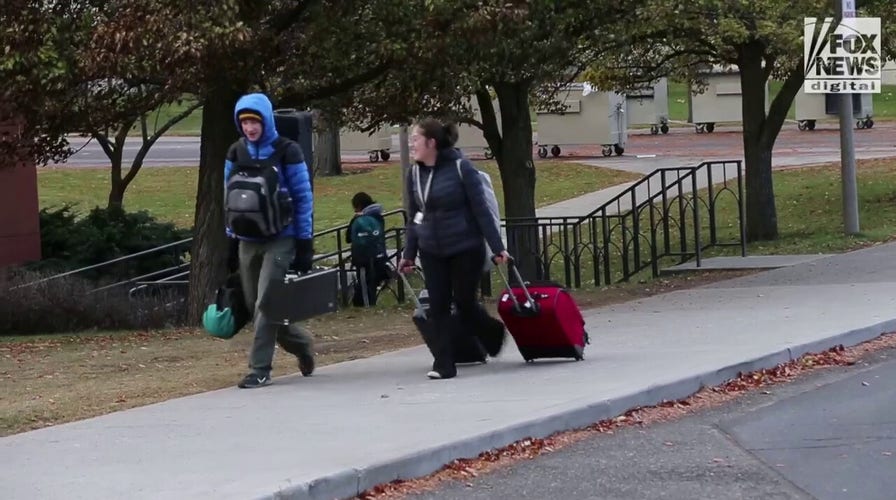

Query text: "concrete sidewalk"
[3, 242, 896, 500]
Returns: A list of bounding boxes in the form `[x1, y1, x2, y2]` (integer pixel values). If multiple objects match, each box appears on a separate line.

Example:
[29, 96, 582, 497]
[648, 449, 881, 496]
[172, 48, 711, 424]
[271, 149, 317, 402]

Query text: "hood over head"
[233, 93, 279, 147]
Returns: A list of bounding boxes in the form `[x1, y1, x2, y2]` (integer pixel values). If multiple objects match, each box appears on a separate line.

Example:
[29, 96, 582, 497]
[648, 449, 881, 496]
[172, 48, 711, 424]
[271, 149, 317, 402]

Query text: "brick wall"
[0, 119, 41, 268]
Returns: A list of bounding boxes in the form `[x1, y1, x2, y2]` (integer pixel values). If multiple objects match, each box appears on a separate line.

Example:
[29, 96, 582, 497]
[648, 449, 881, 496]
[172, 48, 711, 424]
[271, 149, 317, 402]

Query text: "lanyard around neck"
[415, 166, 435, 210]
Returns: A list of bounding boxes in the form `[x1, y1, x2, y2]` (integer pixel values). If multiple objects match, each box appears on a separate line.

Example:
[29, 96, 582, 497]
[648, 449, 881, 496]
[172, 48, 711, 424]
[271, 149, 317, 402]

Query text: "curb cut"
[264, 319, 896, 500]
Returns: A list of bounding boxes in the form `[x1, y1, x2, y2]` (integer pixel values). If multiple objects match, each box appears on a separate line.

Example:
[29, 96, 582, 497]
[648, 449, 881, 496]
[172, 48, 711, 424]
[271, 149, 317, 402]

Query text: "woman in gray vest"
[398, 118, 510, 380]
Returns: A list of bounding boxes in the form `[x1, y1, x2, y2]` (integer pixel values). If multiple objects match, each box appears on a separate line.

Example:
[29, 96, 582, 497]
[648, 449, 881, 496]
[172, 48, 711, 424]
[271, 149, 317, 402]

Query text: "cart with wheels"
[829, 93, 873, 130]
[625, 77, 671, 135]
[794, 90, 874, 131]
[534, 83, 628, 158]
[688, 66, 767, 134]
[340, 126, 393, 162]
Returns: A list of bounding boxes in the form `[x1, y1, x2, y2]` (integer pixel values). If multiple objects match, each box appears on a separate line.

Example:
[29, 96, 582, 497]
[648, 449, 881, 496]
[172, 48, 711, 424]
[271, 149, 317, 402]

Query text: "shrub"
[27, 205, 192, 282]
[0, 268, 186, 336]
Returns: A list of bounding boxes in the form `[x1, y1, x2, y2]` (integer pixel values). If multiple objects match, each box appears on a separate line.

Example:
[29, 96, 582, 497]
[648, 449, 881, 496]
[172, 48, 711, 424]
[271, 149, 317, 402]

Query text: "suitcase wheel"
[524, 358, 535, 364]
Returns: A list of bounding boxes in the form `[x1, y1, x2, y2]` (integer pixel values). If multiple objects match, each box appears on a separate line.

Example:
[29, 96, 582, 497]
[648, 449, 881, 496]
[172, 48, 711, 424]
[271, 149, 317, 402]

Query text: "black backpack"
[225, 137, 294, 239]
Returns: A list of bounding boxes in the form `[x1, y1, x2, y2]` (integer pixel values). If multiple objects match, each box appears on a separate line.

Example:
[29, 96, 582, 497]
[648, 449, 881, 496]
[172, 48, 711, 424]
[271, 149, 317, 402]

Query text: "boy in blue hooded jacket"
[224, 92, 315, 389]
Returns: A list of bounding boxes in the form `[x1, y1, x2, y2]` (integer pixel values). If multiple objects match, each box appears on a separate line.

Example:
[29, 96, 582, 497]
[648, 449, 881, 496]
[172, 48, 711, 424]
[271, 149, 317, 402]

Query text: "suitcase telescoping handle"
[493, 256, 539, 315]
[396, 266, 425, 309]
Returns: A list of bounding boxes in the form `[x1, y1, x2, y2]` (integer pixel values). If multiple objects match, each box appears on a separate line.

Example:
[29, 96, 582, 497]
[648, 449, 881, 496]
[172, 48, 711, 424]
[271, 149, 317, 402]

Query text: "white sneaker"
[426, 371, 442, 379]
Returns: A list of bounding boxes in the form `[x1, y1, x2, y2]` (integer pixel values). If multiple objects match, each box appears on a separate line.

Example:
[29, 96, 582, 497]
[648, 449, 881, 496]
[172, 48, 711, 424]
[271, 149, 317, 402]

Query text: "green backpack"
[350, 215, 386, 266]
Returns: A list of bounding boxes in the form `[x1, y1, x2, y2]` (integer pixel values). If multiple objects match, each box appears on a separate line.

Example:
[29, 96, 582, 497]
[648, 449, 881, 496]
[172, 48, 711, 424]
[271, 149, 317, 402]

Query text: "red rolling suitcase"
[496, 262, 589, 362]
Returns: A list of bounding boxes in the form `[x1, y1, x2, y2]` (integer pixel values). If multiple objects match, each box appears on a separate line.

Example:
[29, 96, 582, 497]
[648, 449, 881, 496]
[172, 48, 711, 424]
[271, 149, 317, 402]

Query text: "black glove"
[292, 238, 314, 273]
[226, 238, 240, 273]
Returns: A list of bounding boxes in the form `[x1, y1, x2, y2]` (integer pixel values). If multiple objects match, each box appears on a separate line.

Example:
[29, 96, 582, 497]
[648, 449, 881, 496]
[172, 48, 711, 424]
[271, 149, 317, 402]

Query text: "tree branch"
[92, 131, 115, 159]
[760, 69, 804, 151]
[475, 86, 502, 159]
[280, 60, 392, 106]
[125, 101, 202, 186]
[268, 0, 322, 35]
[762, 54, 776, 81]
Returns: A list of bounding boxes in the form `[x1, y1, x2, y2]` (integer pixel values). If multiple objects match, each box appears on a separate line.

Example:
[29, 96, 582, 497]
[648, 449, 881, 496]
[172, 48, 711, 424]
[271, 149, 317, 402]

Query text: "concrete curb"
[262, 318, 896, 500]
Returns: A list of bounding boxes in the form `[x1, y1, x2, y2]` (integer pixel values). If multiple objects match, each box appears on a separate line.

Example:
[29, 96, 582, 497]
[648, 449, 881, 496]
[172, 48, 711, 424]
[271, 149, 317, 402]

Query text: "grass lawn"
[36, 161, 643, 232]
[745, 158, 896, 254]
[6, 158, 896, 437]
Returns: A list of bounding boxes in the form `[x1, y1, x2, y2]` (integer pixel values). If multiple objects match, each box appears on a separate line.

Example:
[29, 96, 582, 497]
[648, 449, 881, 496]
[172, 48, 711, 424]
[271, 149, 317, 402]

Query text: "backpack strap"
[455, 159, 463, 180]
[233, 137, 291, 166]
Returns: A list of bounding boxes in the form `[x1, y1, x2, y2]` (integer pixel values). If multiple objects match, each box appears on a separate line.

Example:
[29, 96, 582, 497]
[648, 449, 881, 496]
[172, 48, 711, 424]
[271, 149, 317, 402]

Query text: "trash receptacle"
[535, 83, 628, 157]
[625, 78, 670, 135]
[794, 91, 875, 131]
[687, 66, 767, 133]
[340, 126, 394, 162]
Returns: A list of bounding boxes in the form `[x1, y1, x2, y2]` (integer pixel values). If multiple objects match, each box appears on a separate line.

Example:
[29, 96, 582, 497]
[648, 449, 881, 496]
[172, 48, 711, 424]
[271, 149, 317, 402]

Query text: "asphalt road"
[51, 135, 380, 168]
[51, 121, 896, 168]
[408, 349, 896, 500]
[52, 136, 203, 167]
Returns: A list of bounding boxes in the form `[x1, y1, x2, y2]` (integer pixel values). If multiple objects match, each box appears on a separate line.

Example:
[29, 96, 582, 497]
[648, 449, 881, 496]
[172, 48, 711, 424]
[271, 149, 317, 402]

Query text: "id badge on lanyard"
[414, 166, 433, 225]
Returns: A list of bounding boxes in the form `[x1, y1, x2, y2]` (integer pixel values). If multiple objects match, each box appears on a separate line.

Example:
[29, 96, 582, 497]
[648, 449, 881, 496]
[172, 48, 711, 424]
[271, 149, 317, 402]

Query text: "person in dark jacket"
[224, 92, 315, 389]
[398, 118, 510, 380]
[346, 192, 388, 306]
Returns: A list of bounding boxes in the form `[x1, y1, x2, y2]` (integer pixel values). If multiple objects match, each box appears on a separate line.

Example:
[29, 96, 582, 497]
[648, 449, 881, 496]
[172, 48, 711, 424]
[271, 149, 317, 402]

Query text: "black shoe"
[237, 373, 271, 389]
[298, 352, 315, 377]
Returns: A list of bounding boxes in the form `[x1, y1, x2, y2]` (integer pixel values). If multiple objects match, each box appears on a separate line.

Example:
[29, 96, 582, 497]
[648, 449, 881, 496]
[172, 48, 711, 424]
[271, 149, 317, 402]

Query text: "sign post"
[838, 0, 860, 234]
[805, 4, 881, 234]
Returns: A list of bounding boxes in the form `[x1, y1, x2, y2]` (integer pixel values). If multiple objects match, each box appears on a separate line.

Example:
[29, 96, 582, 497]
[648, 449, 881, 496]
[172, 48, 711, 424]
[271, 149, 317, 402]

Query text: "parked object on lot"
[340, 126, 394, 162]
[625, 77, 671, 135]
[794, 90, 874, 131]
[687, 66, 768, 134]
[535, 83, 628, 158]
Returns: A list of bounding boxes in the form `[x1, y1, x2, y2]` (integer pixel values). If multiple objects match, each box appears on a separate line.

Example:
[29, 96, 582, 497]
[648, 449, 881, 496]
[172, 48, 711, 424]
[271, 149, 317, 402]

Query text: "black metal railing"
[479, 160, 745, 293]
[13, 209, 410, 306]
[16, 160, 744, 314]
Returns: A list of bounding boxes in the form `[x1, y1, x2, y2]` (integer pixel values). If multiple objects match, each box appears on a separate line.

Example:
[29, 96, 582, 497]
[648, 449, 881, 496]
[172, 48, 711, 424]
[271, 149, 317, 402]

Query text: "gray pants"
[239, 237, 313, 375]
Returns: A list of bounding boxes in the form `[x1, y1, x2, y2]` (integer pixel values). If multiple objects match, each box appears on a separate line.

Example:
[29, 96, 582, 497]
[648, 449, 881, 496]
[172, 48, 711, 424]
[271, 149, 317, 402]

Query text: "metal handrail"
[10, 238, 193, 290]
[14, 209, 409, 292]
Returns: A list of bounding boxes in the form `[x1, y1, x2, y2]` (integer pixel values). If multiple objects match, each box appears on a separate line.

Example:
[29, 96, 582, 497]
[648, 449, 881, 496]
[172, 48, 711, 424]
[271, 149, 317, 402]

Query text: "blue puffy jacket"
[224, 93, 313, 240]
[403, 147, 505, 259]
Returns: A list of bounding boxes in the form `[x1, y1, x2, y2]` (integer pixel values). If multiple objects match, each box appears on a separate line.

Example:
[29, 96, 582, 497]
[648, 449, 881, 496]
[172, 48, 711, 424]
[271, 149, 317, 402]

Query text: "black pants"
[420, 245, 486, 377]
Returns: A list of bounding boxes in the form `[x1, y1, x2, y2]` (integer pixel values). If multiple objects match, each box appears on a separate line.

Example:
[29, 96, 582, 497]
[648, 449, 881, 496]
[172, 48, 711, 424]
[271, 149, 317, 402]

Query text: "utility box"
[339, 126, 393, 162]
[454, 96, 501, 159]
[794, 91, 875, 130]
[535, 83, 628, 158]
[687, 67, 768, 133]
[625, 78, 670, 135]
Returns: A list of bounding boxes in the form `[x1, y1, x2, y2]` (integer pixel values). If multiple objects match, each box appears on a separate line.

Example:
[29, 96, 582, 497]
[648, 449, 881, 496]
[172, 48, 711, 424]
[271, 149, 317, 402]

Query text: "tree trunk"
[187, 86, 241, 322]
[99, 122, 132, 211]
[108, 177, 126, 210]
[313, 111, 341, 176]
[738, 43, 778, 242]
[479, 82, 539, 279]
